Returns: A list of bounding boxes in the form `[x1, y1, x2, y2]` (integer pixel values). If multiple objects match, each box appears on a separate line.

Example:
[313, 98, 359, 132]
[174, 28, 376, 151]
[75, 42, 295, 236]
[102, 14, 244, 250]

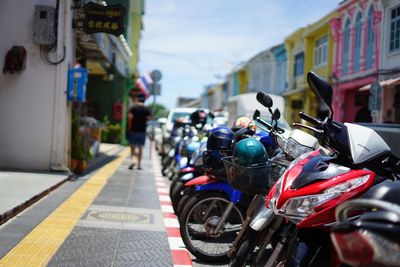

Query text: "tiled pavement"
[0, 145, 230, 267]
[0, 148, 178, 266]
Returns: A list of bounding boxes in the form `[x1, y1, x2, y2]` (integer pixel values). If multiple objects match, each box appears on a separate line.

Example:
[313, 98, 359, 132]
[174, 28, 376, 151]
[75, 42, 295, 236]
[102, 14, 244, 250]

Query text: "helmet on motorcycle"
[233, 138, 268, 166]
[190, 110, 207, 129]
[186, 142, 200, 156]
[234, 117, 252, 128]
[256, 131, 275, 151]
[233, 116, 256, 132]
[207, 126, 234, 151]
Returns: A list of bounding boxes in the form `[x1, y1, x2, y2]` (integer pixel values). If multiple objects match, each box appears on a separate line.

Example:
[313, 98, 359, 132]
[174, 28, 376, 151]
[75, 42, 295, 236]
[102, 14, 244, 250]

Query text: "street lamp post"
[149, 70, 162, 157]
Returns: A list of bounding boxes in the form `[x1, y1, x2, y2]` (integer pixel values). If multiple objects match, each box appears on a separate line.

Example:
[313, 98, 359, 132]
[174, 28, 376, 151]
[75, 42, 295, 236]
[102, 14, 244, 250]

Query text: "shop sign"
[83, 3, 126, 36]
[67, 67, 88, 102]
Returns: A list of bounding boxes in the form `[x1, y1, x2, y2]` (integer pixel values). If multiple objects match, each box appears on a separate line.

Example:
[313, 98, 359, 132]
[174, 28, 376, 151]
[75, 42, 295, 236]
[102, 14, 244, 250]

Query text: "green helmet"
[233, 138, 268, 166]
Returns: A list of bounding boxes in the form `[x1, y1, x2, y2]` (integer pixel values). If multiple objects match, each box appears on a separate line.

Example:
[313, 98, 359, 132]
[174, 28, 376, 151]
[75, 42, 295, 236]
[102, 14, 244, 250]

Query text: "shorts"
[128, 132, 146, 146]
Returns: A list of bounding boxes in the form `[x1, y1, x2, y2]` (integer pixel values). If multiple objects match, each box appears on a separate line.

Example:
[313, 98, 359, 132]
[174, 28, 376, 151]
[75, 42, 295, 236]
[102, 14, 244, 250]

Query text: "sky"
[138, 0, 342, 109]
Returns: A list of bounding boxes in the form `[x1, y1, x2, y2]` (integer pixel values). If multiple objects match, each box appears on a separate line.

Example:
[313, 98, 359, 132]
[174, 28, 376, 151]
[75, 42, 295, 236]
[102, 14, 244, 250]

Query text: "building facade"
[0, 0, 74, 171]
[247, 49, 276, 94]
[330, 0, 383, 123]
[284, 28, 308, 124]
[378, 0, 400, 123]
[304, 11, 336, 120]
[271, 43, 287, 95]
[0, 0, 142, 171]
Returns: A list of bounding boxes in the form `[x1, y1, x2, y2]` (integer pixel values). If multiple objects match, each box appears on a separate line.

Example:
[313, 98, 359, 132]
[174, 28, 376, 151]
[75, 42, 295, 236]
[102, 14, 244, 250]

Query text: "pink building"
[330, 0, 383, 122]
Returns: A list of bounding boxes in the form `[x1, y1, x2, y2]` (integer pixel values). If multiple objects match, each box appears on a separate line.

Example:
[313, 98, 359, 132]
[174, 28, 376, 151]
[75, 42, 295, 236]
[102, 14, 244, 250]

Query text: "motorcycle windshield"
[290, 152, 350, 190]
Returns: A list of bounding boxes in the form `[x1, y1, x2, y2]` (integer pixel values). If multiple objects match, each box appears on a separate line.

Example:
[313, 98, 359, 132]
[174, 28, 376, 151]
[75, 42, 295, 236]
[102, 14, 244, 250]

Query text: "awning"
[359, 77, 400, 91]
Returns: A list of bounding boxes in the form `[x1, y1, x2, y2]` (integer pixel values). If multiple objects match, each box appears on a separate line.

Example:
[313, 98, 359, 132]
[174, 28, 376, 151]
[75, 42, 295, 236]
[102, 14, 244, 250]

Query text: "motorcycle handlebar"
[255, 117, 285, 133]
[299, 112, 322, 127]
[234, 127, 255, 140]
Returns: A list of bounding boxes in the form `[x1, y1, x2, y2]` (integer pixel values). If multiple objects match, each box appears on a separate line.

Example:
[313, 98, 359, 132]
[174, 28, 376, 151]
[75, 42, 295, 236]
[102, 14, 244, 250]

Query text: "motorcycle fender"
[246, 195, 266, 217]
[184, 175, 216, 186]
[180, 167, 195, 173]
[250, 206, 274, 231]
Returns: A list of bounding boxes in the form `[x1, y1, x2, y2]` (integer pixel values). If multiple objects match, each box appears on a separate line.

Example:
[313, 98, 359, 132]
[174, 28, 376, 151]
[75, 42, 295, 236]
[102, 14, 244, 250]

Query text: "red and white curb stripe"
[151, 151, 193, 267]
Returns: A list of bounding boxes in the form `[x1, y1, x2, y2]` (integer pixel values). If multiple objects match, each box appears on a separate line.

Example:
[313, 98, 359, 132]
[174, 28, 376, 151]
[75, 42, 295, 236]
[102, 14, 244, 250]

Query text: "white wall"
[381, 0, 400, 71]
[0, 0, 72, 171]
[247, 50, 275, 94]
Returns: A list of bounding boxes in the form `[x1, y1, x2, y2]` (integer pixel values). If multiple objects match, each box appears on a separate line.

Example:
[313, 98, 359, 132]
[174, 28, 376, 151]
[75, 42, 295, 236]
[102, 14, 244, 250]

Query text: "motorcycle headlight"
[281, 192, 337, 218]
[280, 175, 371, 219]
[276, 135, 287, 151]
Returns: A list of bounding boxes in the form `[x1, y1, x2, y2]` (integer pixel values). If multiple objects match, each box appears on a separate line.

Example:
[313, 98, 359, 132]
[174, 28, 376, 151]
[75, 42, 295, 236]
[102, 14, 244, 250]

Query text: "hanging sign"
[83, 3, 126, 36]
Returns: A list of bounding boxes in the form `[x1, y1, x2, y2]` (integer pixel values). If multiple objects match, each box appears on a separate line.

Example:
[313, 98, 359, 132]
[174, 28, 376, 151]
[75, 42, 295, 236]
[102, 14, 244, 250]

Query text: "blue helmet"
[256, 131, 275, 150]
[186, 141, 200, 155]
[207, 126, 234, 151]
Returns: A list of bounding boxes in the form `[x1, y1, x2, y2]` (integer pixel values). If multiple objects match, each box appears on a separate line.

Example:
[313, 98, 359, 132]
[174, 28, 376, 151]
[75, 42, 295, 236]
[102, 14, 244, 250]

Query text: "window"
[390, 6, 400, 52]
[314, 35, 328, 67]
[366, 6, 374, 69]
[294, 52, 304, 77]
[342, 19, 350, 75]
[353, 12, 362, 72]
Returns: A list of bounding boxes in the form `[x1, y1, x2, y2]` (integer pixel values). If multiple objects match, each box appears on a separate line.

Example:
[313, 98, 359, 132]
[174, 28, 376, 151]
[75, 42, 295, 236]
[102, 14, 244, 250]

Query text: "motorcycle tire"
[179, 191, 244, 263]
[176, 191, 193, 217]
[230, 228, 258, 267]
[161, 157, 172, 175]
[170, 181, 185, 213]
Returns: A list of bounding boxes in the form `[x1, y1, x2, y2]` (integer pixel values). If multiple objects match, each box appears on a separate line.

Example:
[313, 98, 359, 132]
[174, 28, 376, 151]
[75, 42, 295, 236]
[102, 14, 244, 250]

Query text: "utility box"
[33, 5, 56, 46]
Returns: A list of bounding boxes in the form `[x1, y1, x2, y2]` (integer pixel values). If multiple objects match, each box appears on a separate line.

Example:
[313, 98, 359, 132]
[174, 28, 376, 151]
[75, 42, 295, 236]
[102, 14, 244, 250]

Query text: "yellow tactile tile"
[0, 148, 129, 267]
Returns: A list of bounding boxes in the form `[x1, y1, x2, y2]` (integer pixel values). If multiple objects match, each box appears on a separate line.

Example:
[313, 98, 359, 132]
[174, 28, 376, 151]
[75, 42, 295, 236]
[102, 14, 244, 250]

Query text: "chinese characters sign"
[83, 3, 126, 36]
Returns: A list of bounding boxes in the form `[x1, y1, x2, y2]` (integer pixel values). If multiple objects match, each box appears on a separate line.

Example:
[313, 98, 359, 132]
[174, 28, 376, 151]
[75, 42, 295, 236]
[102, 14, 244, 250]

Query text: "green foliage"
[101, 115, 122, 144]
[147, 103, 168, 119]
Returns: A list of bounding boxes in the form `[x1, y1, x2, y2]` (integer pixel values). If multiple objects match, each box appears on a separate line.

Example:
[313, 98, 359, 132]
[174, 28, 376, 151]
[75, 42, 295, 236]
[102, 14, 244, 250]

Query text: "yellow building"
[284, 11, 337, 124]
[127, 0, 145, 76]
[237, 65, 249, 95]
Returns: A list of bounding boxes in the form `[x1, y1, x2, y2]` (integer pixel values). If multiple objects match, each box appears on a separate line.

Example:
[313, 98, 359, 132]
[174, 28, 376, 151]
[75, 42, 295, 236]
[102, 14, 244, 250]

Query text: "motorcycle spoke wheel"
[180, 192, 244, 263]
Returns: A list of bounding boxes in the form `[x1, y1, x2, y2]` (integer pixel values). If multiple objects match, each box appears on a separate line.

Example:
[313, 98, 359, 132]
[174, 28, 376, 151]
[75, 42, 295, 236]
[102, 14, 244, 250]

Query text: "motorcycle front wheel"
[230, 228, 258, 267]
[179, 191, 244, 263]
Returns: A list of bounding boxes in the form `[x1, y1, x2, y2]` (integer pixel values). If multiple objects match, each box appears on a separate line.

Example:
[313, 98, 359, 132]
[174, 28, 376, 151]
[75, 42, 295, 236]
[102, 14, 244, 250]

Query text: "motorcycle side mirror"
[253, 109, 260, 120]
[272, 108, 281, 121]
[307, 71, 333, 118]
[256, 92, 273, 108]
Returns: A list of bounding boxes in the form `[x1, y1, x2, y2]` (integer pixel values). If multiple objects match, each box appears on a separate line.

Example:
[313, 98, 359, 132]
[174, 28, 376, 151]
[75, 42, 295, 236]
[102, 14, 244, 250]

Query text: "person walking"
[127, 93, 151, 170]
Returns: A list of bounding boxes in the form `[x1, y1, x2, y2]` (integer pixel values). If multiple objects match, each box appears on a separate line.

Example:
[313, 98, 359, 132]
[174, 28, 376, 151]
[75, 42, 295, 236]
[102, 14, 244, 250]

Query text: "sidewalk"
[0, 144, 192, 267]
[0, 143, 124, 226]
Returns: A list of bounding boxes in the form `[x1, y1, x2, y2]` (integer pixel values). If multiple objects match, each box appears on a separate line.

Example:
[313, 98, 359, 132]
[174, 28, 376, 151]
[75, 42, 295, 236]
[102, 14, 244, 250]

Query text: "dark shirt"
[129, 105, 151, 132]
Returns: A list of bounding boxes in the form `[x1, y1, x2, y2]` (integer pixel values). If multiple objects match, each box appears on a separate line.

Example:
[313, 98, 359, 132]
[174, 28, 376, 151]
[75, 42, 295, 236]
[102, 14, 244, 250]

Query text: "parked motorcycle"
[262, 72, 400, 267]
[226, 93, 323, 267]
[178, 125, 249, 263]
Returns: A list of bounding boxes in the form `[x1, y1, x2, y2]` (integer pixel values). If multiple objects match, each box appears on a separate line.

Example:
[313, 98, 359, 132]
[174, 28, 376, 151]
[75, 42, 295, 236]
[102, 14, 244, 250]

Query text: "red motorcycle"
[262, 72, 400, 267]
